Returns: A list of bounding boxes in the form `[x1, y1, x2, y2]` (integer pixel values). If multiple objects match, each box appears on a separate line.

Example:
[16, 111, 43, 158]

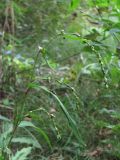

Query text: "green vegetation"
[0, 0, 120, 159]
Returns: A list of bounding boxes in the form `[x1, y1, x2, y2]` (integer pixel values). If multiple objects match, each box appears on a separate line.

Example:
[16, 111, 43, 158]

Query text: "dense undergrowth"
[0, 0, 120, 160]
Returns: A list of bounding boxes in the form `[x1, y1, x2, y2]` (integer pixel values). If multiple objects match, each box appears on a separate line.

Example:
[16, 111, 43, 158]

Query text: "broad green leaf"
[2, 99, 10, 106]
[19, 121, 35, 128]
[0, 115, 10, 122]
[69, 0, 80, 11]
[19, 121, 51, 148]
[88, 0, 109, 7]
[12, 147, 32, 160]
[12, 137, 41, 149]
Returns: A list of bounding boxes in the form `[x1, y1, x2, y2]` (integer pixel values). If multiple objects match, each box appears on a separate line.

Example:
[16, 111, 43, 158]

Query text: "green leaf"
[2, 99, 10, 106]
[89, 0, 109, 7]
[34, 127, 52, 149]
[28, 83, 85, 148]
[47, 60, 58, 69]
[19, 121, 51, 148]
[12, 147, 32, 160]
[12, 137, 41, 149]
[0, 115, 10, 122]
[70, 0, 80, 11]
[0, 155, 4, 160]
[19, 121, 35, 128]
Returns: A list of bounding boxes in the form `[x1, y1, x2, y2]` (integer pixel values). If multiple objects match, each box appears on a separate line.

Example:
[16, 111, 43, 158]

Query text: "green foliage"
[12, 147, 32, 160]
[12, 137, 41, 149]
[70, 0, 80, 11]
[1, 0, 120, 159]
[28, 83, 85, 147]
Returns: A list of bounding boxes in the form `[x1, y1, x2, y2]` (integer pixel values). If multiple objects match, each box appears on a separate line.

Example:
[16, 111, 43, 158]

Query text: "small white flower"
[38, 46, 43, 51]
